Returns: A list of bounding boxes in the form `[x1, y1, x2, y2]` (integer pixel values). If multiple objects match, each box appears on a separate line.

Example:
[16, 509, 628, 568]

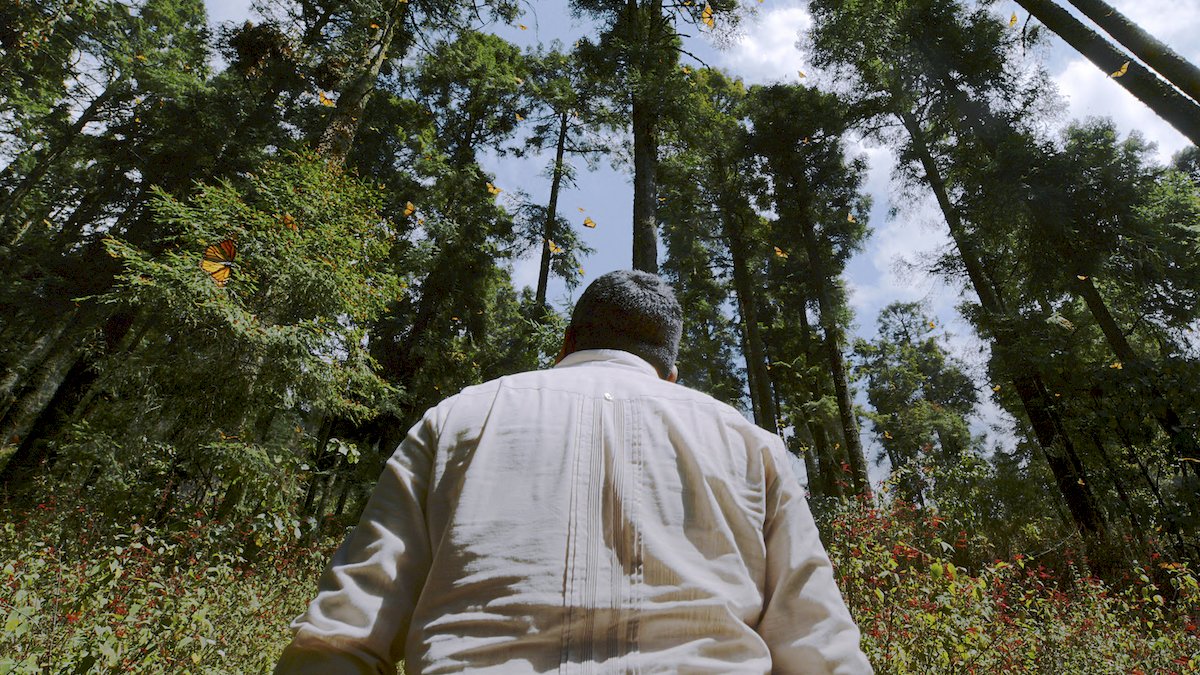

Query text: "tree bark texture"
[1065, 0, 1200, 104]
[799, 301, 844, 499]
[1014, 0, 1200, 146]
[631, 92, 659, 272]
[536, 113, 570, 310]
[724, 215, 777, 435]
[0, 343, 82, 491]
[316, 0, 409, 162]
[795, 210, 869, 497]
[901, 111, 1114, 565]
[0, 313, 72, 420]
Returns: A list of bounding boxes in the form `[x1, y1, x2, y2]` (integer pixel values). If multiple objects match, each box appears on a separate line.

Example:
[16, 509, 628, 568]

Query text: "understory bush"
[2, 488, 1196, 673]
[824, 495, 1200, 673]
[0, 496, 335, 674]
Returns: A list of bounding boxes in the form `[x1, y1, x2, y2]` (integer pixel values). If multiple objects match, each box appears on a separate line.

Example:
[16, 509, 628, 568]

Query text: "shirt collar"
[554, 349, 661, 378]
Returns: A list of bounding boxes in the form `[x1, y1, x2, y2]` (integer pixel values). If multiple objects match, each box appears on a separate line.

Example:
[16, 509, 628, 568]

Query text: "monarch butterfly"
[201, 239, 236, 286]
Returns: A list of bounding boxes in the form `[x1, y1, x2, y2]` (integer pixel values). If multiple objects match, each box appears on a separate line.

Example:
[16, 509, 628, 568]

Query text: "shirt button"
[603, 392, 613, 401]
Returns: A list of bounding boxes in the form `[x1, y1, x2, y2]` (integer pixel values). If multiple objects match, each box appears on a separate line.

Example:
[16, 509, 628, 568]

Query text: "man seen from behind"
[275, 269, 872, 674]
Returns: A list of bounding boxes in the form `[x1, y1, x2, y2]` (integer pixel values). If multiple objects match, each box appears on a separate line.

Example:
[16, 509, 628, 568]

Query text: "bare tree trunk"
[300, 417, 334, 519]
[1073, 275, 1199, 471]
[0, 338, 82, 479]
[624, 0, 670, 273]
[724, 214, 777, 434]
[1014, 0, 1200, 146]
[536, 113, 570, 310]
[0, 312, 73, 420]
[799, 306, 844, 499]
[631, 92, 658, 273]
[794, 432, 821, 497]
[793, 203, 869, 496]
[902, 110, 1115, 572]
[1065, 0, 1200, 104]
[1088, 431, 1142, 534]
[313, 453, 343, 531]
[334, 472, 354, 517]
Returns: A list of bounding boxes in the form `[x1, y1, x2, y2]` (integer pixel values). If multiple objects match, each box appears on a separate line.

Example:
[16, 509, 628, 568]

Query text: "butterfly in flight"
[201, 239, 236, 286]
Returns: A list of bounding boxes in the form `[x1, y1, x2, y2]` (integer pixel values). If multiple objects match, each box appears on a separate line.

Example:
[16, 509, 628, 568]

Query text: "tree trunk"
[724, 215, 777, 434]
[799, 305, 844, 499]
[0, 346, 84, 491]
[1089, 431, 1142, 534]
[0, 82, 122, 238]
[901, 110, 1115, 569]
[798, 437, 821, 497]
[300, 416, 335, 519]
[536, 112, 570, 311]
[313, 453, 343, 531]
[1065, 0, 1200, 104]
[1014, 0, 1200, 146]
[794, 204, 869, 496]
[630, 91, 658, 273]
[1073, 275, 1199, 470]
[334, 472, 354, 517]
[0, 312, 73, 420]
[315, 0, 409, 162]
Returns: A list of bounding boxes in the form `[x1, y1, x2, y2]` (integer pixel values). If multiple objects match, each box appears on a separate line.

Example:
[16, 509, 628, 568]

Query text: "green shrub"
[0, 500, 334, 673]
[3, 487, 1197, 673]
[824, 495, 1200, 673]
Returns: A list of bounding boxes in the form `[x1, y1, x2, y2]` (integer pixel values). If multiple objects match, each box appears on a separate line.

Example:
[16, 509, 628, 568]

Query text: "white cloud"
[1099, 0, 1200, 58]
[206, 0, 253, 25]
[1053, 59, 1191, 162]
[718, 3, 812, 85]
[842, 137, 962, 327]
[1030, 0, 1200, 163]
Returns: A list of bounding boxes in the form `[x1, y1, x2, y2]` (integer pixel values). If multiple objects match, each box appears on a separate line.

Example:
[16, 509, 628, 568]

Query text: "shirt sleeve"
[756, 439, 874, 674]
[274, 413, 436, 675]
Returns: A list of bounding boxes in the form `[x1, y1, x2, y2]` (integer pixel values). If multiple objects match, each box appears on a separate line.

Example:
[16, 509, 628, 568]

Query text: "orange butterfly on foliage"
[282, 212, 298, 231]
[546, 238, 563, 254]
[201, 239, 236, 287]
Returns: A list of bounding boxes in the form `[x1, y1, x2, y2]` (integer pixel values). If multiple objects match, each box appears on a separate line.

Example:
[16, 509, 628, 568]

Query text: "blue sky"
[204, 0, 1197, 472]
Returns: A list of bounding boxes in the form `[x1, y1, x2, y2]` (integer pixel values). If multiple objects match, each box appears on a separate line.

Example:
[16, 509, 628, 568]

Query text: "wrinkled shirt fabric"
[276, 349, 872, 674]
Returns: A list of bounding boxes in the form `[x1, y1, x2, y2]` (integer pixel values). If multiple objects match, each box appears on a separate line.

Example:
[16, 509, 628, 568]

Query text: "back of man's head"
[569, 270, 683, 378]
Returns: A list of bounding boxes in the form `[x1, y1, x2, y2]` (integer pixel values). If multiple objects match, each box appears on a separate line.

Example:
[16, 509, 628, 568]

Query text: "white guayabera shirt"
[277, 349, 873, 674]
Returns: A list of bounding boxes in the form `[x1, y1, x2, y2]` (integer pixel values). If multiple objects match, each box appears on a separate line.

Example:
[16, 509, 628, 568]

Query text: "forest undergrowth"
[4, 0, 1200, 671]
[2, 475, 1196, 674]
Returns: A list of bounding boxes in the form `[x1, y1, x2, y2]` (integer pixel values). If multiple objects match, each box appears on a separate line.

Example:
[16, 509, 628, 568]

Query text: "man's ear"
[666, 364, 678, 383]
[554, 326, 577, 365]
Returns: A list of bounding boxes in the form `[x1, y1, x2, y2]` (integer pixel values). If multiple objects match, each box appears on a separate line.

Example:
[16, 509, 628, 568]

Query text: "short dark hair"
[570, 270, 682, 377]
